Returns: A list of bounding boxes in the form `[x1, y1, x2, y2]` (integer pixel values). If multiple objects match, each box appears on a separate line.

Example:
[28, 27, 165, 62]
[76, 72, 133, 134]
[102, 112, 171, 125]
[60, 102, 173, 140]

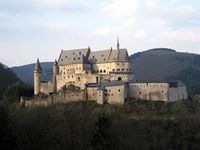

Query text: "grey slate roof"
[58, 48, 130, 65]
[58, 48, 90, 65]
[89, 48, 130, 64]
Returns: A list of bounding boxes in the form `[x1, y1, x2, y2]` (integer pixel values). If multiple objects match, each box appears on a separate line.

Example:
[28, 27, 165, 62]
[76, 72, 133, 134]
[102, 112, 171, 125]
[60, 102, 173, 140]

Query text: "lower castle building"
[32, 41, 187, 105]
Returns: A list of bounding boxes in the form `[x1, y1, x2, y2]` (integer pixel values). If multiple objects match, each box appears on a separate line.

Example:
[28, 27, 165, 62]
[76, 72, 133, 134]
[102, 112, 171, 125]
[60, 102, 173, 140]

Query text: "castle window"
[104, 59, 106, 61]
[78, 77, 80, 81]
[68, 75, 70, 78]
[73, 53, 75, 55]
[102, 54, 104, 57]
[78, 57, 80, 60]
[100, 70, 102, 73]
[117, 69, 120, 71]
[118, 77, 122, 81]
[139, 92, 141, 95]
[77, 67, 78, 70]
[114, 58, 116, 60]
[79, 52, 81, 55]
[72, 75, 73, 78]
[103, 70, 106, 73]
[118, 89, 120, 92]
[117, 63, 119, 65]
[126, 68, 129, 71]
[61, 59, 63, 61]
[73, 58, 76, 60]
[112, 69, 115, 72]
[122, 68, 125, 71]
[65, 56, 67, 58]
[97, 70, 99, 73]
[93, 56, 95, 58]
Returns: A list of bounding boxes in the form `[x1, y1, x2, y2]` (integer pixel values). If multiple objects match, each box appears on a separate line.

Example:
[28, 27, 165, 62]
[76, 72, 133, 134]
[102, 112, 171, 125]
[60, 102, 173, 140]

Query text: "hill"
[130, 48, 200, 95]
[0, 62, 20, 96]
[11, 62, 54, 85]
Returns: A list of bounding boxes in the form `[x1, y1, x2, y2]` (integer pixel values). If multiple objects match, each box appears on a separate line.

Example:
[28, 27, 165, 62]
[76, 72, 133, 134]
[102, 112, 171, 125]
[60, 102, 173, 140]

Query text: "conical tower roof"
[54, 59, 58, 66]
[34, 58, 42, 72]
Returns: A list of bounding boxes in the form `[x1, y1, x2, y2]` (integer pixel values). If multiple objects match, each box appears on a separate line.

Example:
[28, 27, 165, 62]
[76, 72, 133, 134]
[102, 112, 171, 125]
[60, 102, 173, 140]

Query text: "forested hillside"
[0, 99, 200, 150]
[130, 48, 200, 96]
[0, 63, 20, 96]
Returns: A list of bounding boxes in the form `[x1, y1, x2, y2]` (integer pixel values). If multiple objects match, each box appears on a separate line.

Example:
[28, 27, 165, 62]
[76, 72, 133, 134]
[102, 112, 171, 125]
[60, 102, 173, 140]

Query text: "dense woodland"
[0, 97, 200, 150]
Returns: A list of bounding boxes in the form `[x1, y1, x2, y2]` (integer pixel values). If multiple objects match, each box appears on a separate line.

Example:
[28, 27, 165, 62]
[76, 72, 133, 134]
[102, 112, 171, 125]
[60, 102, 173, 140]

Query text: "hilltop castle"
[32, 40, 187, 105]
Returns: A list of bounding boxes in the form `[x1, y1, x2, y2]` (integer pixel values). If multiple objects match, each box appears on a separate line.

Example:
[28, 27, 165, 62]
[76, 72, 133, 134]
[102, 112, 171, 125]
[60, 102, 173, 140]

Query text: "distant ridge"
[12, 62, 54, 85]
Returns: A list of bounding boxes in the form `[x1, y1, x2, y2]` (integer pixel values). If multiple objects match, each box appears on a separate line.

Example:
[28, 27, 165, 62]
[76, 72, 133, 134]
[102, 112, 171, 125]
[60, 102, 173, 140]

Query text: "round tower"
[34, 58, 42, 95]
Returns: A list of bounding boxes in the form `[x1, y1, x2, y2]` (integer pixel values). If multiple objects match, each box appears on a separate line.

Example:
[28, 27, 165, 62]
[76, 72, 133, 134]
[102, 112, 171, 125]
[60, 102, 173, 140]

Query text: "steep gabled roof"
[58, 48, 90, 65]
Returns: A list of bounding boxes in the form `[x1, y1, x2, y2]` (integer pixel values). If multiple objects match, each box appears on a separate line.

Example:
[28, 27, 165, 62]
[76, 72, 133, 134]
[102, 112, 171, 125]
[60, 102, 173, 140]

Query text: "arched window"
[118, 77, 122, 81]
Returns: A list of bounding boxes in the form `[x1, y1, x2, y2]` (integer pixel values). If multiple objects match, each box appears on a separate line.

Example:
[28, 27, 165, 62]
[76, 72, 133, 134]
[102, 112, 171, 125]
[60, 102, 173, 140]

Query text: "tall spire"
[117, 37, 120, 50]
[34, 58, 42, 72]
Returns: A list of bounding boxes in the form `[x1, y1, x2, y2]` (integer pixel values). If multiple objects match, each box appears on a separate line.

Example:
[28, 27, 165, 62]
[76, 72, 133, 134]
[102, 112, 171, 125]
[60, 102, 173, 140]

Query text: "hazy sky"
[0, 0, 199, 67]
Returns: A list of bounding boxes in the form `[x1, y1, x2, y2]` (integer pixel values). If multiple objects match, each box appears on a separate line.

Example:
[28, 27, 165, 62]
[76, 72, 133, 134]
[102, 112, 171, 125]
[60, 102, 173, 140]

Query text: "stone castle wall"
[23, 90, 86, 107]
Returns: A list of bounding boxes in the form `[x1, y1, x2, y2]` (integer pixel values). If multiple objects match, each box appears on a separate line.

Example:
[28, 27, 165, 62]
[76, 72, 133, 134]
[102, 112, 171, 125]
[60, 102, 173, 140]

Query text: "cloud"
[102, 0, 140, 16]
[159, 30, 199, 43]
[148, 17, 168, 28]
[147, 0, 156, 9]
[134, 30, 147, 39]
[0, 11, 10, 19]
[177, 5, 196, 16]
[44, 21, 72, 31]
[93, 26, 119, 35]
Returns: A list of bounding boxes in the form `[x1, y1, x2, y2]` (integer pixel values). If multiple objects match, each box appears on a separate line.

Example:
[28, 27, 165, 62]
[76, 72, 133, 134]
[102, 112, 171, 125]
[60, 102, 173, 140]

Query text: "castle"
[32, 40, 188, 105]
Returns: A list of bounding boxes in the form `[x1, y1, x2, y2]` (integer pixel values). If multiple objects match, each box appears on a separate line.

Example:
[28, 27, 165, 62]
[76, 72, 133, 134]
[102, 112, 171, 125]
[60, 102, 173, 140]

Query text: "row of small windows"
[63, 75, 74, 79]
[61, 57, 81, 61]
[112, 68, 131, 72]
[133, 85, 166, 88]
[138, 90, 164, 95]
[63, 67, 81, 72]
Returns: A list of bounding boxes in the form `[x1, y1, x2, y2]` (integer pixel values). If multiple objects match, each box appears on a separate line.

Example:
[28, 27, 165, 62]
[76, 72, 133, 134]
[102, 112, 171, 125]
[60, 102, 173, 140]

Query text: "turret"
[117, 37, 120, 50]
[34, 58, 42, 95]
[53, 59, 59, 76]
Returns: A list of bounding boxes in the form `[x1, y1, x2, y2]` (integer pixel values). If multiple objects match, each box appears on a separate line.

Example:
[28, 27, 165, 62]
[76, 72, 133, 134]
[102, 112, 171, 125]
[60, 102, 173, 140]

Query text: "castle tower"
[34, 58, 42, 95]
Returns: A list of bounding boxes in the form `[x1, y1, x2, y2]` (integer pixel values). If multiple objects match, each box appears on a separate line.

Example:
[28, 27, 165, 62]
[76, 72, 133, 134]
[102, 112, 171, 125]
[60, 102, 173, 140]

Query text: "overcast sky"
[0, 0, 199, 67]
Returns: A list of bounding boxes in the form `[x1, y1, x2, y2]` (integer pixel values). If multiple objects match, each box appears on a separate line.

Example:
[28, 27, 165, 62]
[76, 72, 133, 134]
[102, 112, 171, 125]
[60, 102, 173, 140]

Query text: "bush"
[3, 82, 33, 103]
